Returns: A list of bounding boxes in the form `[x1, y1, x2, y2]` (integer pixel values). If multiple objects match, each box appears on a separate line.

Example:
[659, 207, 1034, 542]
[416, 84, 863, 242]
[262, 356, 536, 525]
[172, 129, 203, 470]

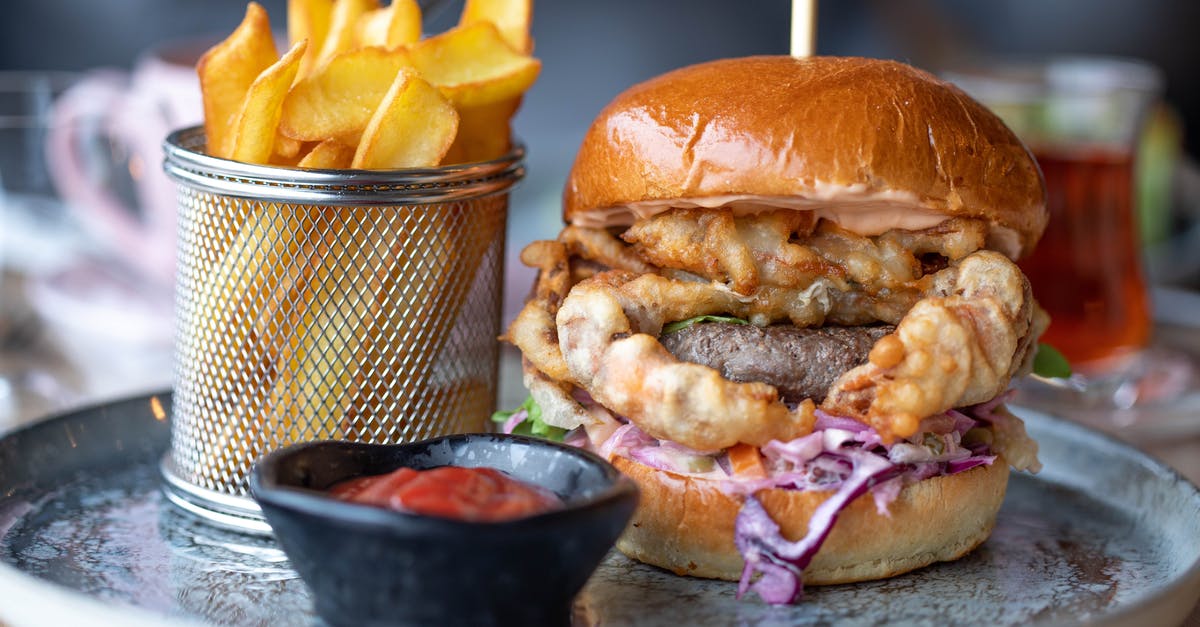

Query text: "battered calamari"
[506, 210, 1043, 451]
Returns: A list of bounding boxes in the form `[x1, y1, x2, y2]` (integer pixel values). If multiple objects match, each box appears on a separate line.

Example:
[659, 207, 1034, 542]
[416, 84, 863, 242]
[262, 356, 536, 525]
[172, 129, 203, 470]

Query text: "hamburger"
[497, 55, 1048, 604]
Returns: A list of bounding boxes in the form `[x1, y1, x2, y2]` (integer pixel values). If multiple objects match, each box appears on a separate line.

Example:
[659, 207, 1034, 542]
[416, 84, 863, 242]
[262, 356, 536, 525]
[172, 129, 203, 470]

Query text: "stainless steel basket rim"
[161, 458, 273, 534]
[162, 126, 525, 205]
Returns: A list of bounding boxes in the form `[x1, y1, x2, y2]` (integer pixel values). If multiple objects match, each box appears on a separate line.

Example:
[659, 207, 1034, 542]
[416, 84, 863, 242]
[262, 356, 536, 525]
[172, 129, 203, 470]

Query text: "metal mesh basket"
[160, 127, 523, 532]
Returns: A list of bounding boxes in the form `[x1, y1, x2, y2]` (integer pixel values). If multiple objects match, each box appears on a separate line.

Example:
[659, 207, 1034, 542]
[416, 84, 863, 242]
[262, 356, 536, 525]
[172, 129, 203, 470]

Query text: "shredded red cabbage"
[563, 427, 589, 449]
[812, 410, 872, 433]
[735, 449, 900, 604]
[501, 409, 527, 435]
[969, 389, 1016, 422]
[946, 455, 996, 474]
[581, 391, 1008, 606]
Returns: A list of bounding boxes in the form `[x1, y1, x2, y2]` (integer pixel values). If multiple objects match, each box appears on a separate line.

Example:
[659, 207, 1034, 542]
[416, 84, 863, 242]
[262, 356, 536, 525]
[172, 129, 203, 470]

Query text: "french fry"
[196, 200, 331, 477]
[197, 2, 278, 159]
[279, 46, 414, 144]
[231, 40, 308, 165]
[352, 69, 459, 169]
[262, 208, 371, 445]
[354, 7, 392, 48]
[273, 133, 305, 161]
[355, 0, 422, 49]
[297, 138, 355, 169]
[343, 205, 501, 439]
[190, 0, 545, 476]
[314, 0, 379, 68]
[386, 0, 423, 47]
[288, 0, 333, 79]
[407, 22, 541, 108]
[443, 96, 521, 163]
[459, 0, 533, 54]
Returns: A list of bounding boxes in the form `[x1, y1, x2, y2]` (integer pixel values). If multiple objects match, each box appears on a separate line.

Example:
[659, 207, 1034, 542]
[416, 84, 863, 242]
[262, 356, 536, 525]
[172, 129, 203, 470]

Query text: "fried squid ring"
[822, 251, 1041, 442]
[556, 271, 815, 451]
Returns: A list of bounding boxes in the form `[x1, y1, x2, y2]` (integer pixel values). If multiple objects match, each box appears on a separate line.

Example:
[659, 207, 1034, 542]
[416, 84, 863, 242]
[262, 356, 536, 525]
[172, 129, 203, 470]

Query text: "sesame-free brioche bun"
[563, 56, 1047, 260]
[611, 454, 1010, 584]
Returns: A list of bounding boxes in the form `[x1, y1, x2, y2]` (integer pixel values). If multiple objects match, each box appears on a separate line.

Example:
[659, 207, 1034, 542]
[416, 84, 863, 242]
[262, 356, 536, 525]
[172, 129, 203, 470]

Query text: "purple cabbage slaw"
[589, 404, 999, 605]
[501, 390, 1006, 605]
[730, 405, 999, 605]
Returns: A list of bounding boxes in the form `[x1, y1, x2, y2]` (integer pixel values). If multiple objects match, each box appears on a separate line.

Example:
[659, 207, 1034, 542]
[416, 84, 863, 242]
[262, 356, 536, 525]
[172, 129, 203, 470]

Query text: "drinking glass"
[0, 72, 85, 429]
[0, 71, 175, 431]
[948, 57, 1200, 436]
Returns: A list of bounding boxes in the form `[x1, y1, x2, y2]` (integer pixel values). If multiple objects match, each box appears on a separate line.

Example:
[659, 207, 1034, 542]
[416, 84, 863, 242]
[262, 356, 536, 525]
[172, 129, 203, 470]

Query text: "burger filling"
[501, 206, 1046, 604]
[659, 322, 894, 404]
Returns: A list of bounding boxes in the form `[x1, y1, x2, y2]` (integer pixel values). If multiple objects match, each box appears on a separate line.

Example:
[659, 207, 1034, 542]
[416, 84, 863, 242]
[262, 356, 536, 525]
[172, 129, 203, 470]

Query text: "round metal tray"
[1, 392, 1198, 626]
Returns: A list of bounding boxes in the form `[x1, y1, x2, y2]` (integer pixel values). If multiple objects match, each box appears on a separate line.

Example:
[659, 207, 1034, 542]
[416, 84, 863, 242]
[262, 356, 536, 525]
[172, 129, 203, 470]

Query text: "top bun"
[563, 56, 1047, 259]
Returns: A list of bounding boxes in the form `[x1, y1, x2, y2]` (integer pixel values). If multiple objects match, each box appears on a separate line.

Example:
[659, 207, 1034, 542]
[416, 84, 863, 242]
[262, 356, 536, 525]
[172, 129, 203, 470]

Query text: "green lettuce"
[662, 314, 750, 334]
[491, 395, 567, 441]
[1032, 343, 1072, 379]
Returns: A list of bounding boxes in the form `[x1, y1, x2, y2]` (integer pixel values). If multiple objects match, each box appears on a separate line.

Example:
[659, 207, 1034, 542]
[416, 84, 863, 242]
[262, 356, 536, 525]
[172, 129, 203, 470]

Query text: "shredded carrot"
[728, 443, 766, 478]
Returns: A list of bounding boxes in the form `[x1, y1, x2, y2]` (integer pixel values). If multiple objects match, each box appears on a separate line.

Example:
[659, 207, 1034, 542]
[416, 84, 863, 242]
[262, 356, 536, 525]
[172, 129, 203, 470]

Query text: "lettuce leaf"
[1032, 343, 1072, 379]
[662, 314, 749, 334]
[491, 395, 567, 442]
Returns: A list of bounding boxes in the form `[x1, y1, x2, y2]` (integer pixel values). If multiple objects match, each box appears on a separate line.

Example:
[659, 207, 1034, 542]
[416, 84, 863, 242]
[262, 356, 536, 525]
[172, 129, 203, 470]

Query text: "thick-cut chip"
[443, 96, 519, 163]
[386, 0, 423, 47]
[354, 7, 392, 47]
[315, 0, 379, 67]
[298, 138, 355, 169]
[408, 22, 541, 108]
[280, 46, 413, 144]
[352, 68, 459, 169]
[459, 0, 533, 53]
[198, 2, 278, 159]
[355, 0, 420, 48]
[231, 40, 307, 165]
[274, 133, 304, 159]
[288, 0, 333, 79]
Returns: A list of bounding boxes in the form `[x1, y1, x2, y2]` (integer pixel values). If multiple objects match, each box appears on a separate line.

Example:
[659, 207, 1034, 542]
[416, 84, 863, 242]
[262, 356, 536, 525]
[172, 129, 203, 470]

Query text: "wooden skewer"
[791, 0, 817, 58]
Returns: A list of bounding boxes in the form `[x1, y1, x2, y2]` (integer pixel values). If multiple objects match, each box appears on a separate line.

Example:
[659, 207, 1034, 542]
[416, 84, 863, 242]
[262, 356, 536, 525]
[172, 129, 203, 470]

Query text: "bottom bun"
[612, 455, 1009, 585]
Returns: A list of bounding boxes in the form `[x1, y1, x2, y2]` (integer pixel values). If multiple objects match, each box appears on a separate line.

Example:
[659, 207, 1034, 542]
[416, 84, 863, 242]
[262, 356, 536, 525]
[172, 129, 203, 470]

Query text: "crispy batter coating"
[561, 225, 656, 274]
[822, 251, 1038, 442]
[624, 210, 988, 296]
[507, 210, 1037, 445]
[556, 272, 815, 450]
[507, 240, 574, 381]
[522, 362, 599, 429]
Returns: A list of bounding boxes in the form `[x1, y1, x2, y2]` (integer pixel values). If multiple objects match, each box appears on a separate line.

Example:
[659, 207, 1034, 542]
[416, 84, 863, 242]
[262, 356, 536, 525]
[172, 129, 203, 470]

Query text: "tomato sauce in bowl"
[329, 466, 564, 522]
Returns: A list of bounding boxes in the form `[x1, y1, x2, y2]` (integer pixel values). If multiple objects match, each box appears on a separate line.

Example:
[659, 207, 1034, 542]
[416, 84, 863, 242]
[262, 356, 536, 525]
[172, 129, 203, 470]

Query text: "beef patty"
[659, 322, 895, 404]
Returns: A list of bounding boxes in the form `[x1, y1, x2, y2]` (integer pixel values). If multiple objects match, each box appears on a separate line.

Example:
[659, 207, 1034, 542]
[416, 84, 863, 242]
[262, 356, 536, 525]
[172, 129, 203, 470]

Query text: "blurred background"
[1, 0, 1199, 428]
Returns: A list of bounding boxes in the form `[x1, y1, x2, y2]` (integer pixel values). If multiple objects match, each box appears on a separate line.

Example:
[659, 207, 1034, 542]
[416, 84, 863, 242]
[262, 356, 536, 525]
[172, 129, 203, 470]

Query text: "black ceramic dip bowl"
[250, 433, 638, 627]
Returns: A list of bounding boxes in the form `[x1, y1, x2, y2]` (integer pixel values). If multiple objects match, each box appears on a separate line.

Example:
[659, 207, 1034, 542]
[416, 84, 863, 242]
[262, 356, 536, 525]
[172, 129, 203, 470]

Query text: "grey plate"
[0, 392, 1198, 626]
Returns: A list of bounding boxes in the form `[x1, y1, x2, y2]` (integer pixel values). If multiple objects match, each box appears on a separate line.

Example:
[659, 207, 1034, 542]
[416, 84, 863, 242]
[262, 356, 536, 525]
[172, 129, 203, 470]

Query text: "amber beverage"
[1020, 148, 1152, 365]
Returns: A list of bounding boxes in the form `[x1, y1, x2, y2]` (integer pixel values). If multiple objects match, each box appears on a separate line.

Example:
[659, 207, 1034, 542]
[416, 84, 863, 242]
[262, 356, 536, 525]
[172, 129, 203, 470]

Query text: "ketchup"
[329, 466, 564, 522]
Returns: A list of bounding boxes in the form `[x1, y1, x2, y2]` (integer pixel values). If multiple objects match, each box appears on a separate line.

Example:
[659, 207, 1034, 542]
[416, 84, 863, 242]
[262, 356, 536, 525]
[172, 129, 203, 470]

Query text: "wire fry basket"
[160, 127, 523, 532]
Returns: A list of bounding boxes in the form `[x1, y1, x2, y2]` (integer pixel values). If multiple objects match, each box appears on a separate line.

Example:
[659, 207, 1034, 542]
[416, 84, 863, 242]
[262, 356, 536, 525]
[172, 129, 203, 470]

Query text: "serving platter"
[0, 392, 1198, 626]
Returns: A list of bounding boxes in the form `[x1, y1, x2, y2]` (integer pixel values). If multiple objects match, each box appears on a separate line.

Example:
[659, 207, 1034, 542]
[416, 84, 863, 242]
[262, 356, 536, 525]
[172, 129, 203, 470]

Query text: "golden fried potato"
[231, 40, 307, 165]
[288, 0, 333, 79]
[352, 68, 459, 168]
[442, 97, 518, 163]
[355, 0, 421, 48]
[272, 132, 305, 161]
[460, 0, 533, 53]
[386, 0, 423, 47]
[314, 0, 379, 67]
[408, 22, 541, 108]
[279, 46, 413, 144]
[198, 2, 278, 159]
[297, 138, 355, 169]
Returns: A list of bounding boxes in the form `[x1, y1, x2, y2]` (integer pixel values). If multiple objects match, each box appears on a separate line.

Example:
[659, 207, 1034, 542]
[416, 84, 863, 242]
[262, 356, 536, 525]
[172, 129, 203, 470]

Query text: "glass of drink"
[947, 57, 1200, 435]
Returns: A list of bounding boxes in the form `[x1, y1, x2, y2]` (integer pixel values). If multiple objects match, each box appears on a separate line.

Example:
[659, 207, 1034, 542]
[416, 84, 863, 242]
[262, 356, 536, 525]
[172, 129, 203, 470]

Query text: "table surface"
[2, 280, 1199, 625]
